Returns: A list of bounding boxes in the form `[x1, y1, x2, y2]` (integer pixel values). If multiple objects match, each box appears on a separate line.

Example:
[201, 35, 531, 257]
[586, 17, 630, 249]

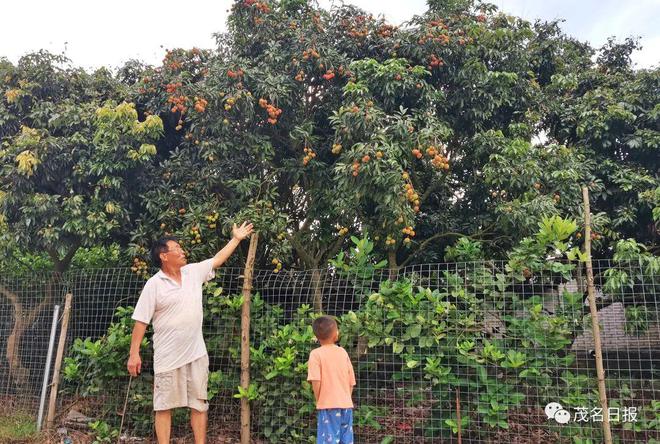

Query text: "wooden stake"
[46, 293, 73, 429]
[455, 387, 462, 444]
[582, 186, 613, 444]
[240, 233, 259, 444]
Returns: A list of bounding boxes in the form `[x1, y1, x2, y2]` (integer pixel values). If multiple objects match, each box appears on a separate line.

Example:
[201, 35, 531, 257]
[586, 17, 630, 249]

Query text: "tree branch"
[399, 231, 466, 268]
[318, 233, 346, 264]
[0, 284, 19, 306]
[399, 222, 500, 268]
[290, 232, 318, 268]
[421, 178, 443, 204]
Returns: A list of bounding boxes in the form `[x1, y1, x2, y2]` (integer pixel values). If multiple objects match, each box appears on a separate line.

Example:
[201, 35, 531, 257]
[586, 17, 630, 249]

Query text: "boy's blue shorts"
[317, 408, 354, 444]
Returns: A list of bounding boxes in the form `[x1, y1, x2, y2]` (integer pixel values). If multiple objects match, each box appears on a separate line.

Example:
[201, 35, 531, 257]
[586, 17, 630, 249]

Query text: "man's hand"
[232, 221, 254, 241]
[127, 353, 142, 377]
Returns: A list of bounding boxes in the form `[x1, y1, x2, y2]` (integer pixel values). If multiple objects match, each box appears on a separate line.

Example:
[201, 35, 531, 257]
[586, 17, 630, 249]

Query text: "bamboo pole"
[46, 293, 73, 429]
[582, 186, 613, 444]
[240, 233, 259, 444]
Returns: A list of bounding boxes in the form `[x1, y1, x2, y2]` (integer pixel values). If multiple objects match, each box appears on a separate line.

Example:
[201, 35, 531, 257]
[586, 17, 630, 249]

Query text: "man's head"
[312, 315, 339, 344]
[150, 236, 187, 270]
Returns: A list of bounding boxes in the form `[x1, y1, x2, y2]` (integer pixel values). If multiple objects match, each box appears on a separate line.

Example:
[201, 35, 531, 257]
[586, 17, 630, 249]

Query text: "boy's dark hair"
[312, 316, 337, 341]
[150, 236, 179, 268]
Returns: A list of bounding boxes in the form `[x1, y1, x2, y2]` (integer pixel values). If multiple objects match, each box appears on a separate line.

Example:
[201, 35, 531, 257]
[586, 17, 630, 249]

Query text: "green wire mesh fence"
[0, 259, 658, 443]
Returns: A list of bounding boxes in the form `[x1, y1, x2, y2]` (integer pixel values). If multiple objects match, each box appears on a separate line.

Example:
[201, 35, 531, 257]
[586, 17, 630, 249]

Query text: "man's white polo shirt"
[132, 259, 214, 374]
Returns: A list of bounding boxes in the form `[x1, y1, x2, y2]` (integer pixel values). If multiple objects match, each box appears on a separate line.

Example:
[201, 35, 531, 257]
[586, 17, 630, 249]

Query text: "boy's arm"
[311, 380, 321, 402]
[348, 353, 356, 395]
[307, 351, 321, 402]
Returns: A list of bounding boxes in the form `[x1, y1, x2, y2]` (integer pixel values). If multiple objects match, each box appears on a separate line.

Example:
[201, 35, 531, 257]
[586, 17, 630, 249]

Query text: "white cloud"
[0, 0, 229, 69]
[495, 0, 659, 68]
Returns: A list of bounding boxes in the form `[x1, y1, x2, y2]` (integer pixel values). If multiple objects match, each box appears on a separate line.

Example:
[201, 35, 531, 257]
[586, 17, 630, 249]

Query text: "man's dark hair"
[150, 236, 179, 268]
[312, 316, 337, 341]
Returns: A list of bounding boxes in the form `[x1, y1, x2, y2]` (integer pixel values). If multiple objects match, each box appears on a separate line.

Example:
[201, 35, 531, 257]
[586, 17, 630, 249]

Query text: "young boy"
[307, 315, 356, 444]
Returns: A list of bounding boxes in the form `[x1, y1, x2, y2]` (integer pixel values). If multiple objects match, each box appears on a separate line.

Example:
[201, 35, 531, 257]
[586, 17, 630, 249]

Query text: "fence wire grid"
[0, 259, 658, 443]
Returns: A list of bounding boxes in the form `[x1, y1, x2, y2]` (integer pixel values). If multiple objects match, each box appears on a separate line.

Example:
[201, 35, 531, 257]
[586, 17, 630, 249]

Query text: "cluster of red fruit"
[348, 27, 369, 38]
[302, 146, 316, 165]
[138, 76, 156, 94]
[311, 12, 323, 30]
[351, 160, 361, 177]
[227, 68, 244, 79]
[165, 82, 183, 94]
[294, 70, 305, 82]
[258, 98, 282, 124]
[162, 50, 186, 72]
[342, 15, 370, 39]
[404, 180, 421, 212]
[377, 24, 397, 38]
[322, 69, 335, 80]
[167, 60, 183, 70]
[242, 0, 270, 12]
[429, 19, 447, 28]
[168, 95, 188, 114]
[428, 54, 445, 69]
[411, 146, 450, 170]
[302, 48, 320, 60]
[417, 30, 450, 45]
[431, 154, 450, 170]
[194, 97, 208, 113]
[401, 225, 416, 244]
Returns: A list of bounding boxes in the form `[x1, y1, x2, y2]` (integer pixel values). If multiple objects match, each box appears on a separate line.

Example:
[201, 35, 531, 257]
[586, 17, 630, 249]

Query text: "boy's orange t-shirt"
[307, 344, 356, 409]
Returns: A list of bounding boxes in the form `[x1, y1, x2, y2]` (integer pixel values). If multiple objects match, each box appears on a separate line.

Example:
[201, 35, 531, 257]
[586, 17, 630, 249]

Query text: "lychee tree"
[541, 37, 659, 254]
[123, 0, 658, 282]
[0, 52, 163, 386]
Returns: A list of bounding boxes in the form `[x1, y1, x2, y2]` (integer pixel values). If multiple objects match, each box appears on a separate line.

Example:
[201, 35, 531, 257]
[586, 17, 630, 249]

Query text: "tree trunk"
[388, 250, 399, 280]
[5, 299, 30, 387]
[311, 268, 324, 313]
[2, 269, 62, 390]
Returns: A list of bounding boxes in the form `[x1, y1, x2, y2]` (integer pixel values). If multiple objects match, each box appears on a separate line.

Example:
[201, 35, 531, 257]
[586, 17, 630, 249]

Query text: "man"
[127, 221, 254, 444]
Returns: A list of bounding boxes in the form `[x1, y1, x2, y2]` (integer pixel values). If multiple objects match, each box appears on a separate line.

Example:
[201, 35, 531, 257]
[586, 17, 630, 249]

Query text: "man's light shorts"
[153, 354, 209, 412]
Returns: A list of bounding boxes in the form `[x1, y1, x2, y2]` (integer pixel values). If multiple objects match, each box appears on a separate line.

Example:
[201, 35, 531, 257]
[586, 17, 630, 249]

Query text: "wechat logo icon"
[545, 402, 571, 424]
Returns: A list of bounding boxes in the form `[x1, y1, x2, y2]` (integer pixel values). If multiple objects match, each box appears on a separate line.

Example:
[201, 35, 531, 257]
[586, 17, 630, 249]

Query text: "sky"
[0, 0, 657, 70]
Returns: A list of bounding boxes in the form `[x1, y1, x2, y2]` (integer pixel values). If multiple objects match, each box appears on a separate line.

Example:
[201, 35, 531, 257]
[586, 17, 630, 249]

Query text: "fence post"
[37, 303, 60, 431]
[241, 233, 259, 444]
[46, 293, 73, 429]
[582, 186, 613, 444]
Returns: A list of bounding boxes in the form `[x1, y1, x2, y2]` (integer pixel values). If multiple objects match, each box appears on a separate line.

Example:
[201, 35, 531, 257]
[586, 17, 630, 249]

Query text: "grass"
[0, 411, 38, 443]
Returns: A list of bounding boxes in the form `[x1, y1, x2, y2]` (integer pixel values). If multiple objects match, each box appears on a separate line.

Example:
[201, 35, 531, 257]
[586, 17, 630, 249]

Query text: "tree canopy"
[1, 0, 657, 275]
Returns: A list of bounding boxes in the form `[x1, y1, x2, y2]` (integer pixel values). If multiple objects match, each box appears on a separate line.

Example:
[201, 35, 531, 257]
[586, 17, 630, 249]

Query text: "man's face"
[161, 240, 187, 268]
